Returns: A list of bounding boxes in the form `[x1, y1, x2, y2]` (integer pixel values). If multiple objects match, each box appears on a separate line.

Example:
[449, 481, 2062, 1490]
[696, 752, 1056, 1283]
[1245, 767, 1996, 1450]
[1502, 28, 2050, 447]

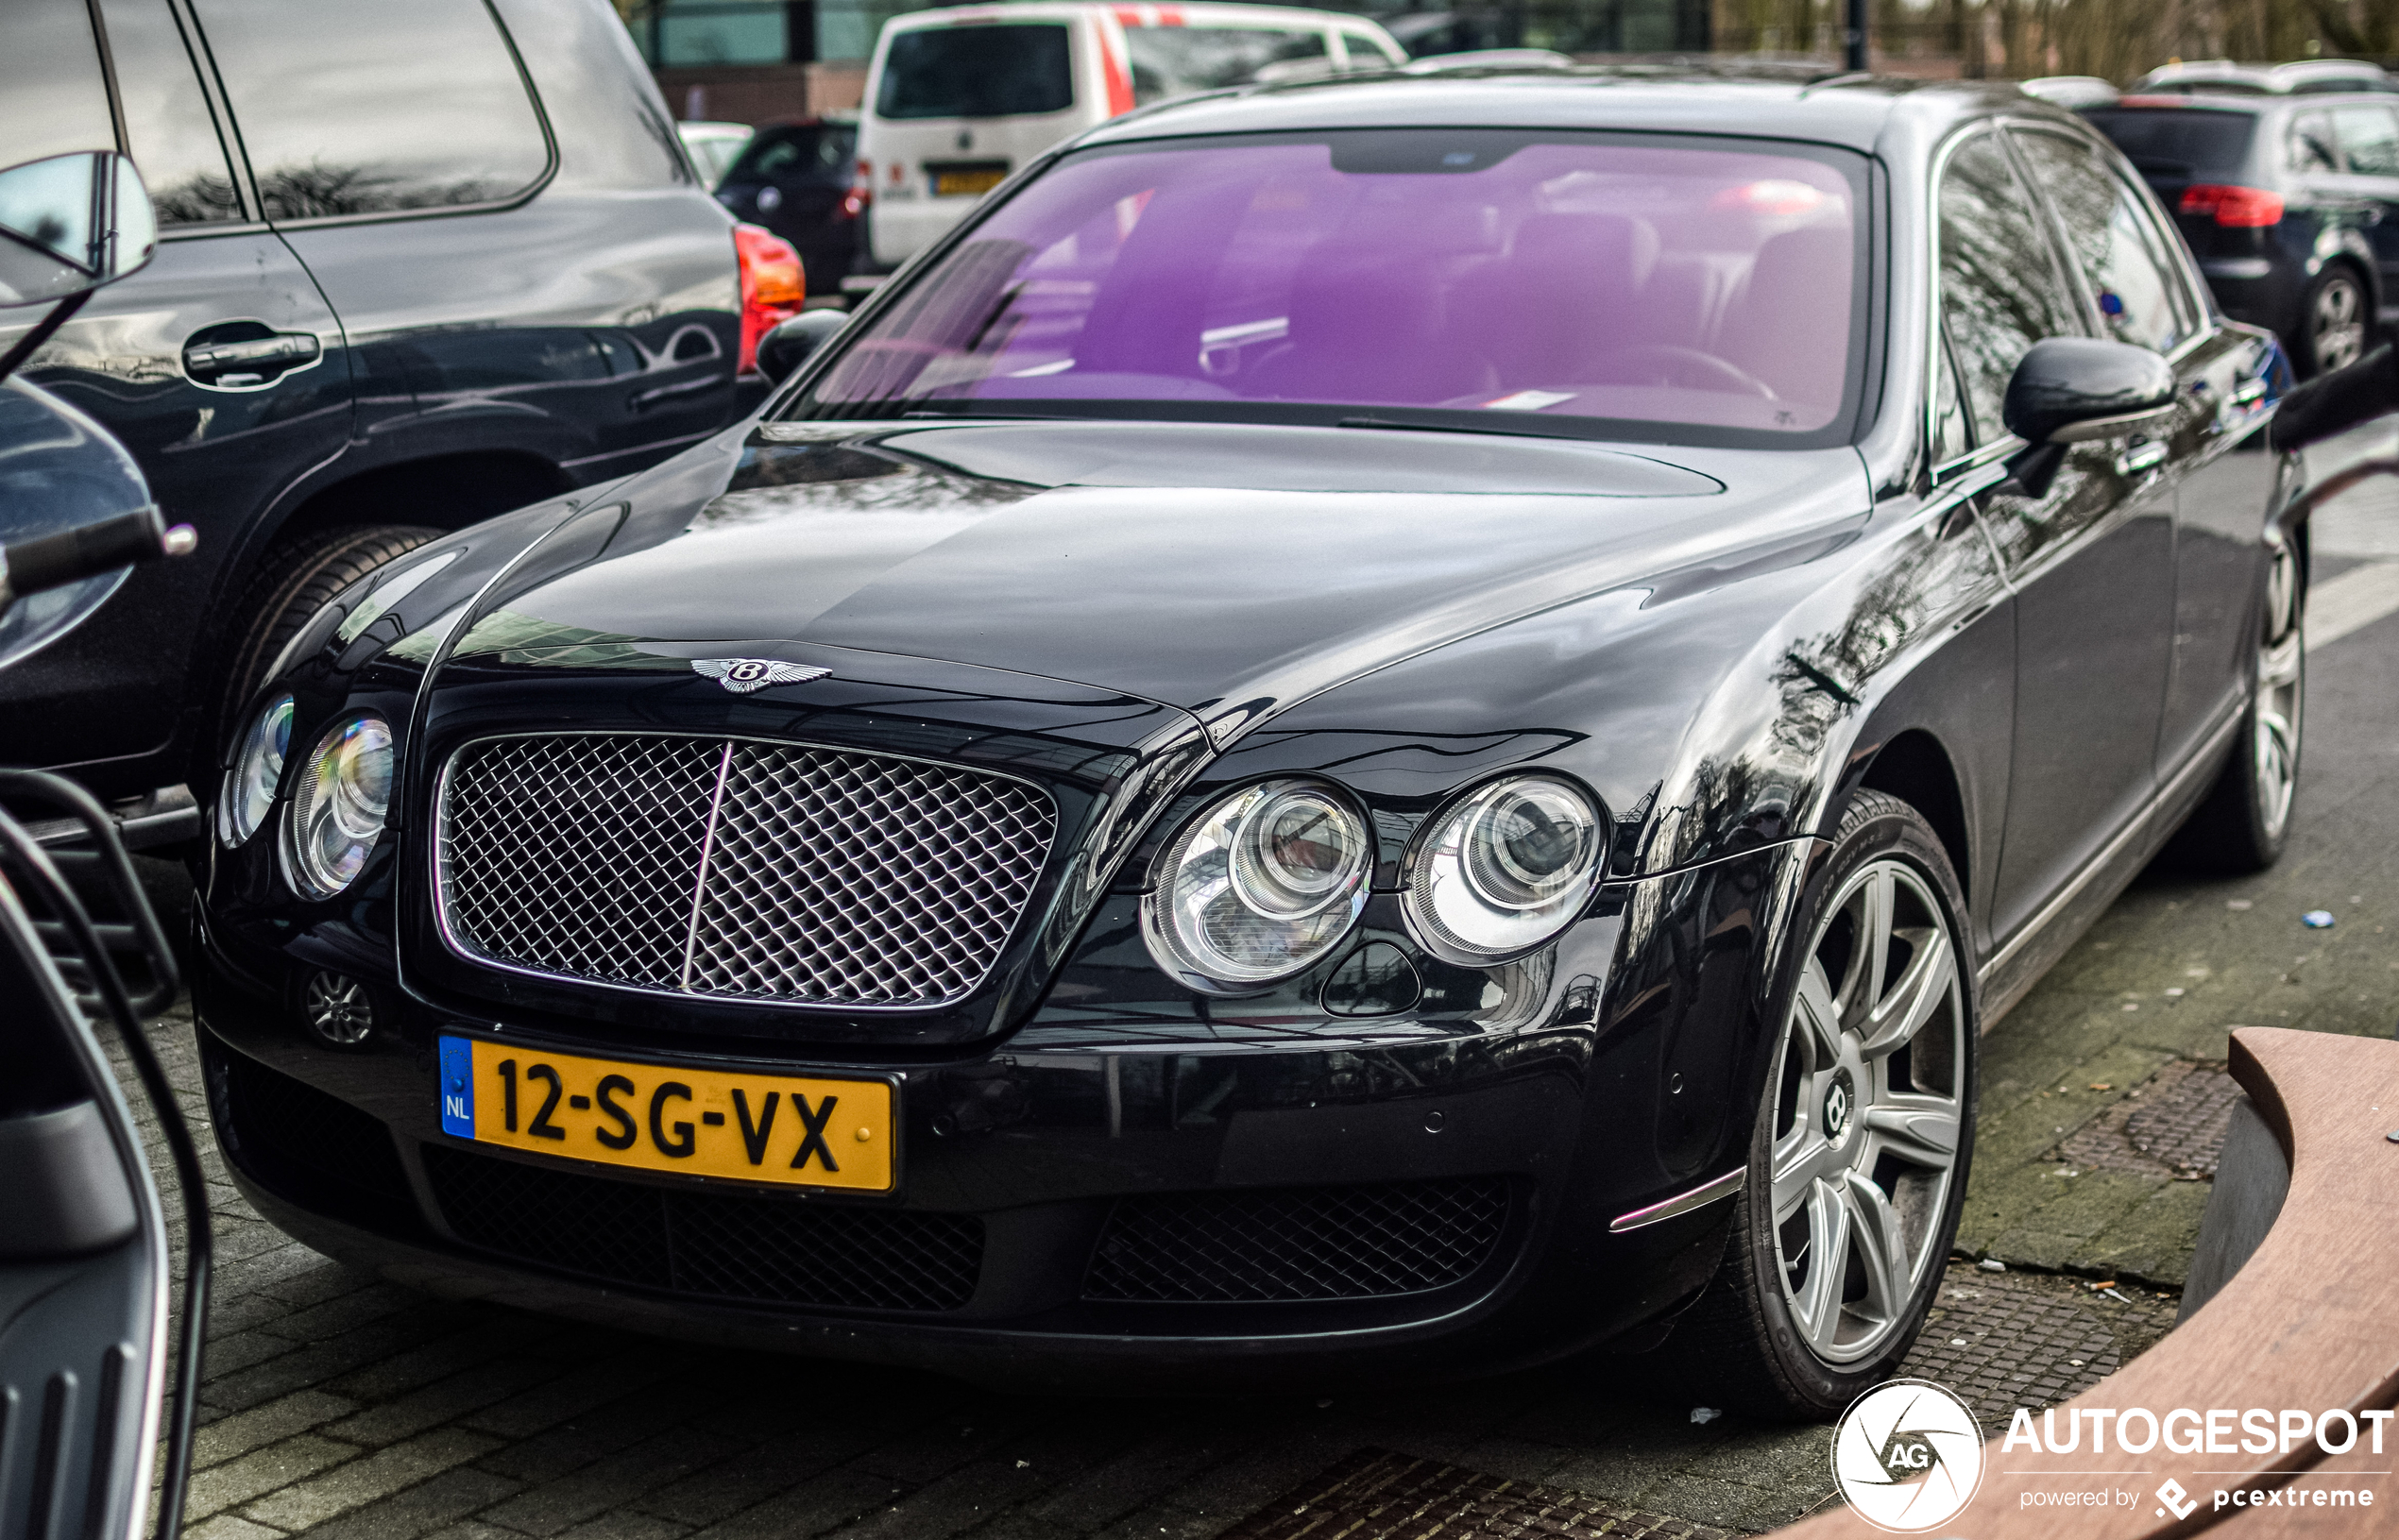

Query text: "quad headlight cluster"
[1143, 771, 1607, 993]
[217, 696, 395, 899]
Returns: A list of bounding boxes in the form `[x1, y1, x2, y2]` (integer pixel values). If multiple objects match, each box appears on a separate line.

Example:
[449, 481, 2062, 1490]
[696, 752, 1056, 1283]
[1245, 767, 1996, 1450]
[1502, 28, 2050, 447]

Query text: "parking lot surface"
[125, 449, 2399, 1538]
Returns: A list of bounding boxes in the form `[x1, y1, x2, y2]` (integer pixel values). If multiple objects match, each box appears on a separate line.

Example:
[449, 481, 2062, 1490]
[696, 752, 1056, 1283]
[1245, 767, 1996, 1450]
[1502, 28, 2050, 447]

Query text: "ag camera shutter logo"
[1831, 1379, 1985, 1532]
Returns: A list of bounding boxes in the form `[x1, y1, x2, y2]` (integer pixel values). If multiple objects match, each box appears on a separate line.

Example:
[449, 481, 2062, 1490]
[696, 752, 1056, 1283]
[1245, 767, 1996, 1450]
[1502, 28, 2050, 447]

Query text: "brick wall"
[655, 62, 866, 123]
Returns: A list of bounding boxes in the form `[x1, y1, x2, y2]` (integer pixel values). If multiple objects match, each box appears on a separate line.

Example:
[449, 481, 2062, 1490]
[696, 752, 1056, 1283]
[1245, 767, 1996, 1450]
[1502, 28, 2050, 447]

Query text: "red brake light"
[2181, 183, 2285, 228]
[733, 222, 807, 376]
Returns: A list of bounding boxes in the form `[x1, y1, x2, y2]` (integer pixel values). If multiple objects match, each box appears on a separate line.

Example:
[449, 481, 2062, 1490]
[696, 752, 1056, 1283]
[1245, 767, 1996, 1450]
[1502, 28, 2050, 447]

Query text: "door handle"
[2116, 440, 2169, 477]
[182, 330, 322, 390]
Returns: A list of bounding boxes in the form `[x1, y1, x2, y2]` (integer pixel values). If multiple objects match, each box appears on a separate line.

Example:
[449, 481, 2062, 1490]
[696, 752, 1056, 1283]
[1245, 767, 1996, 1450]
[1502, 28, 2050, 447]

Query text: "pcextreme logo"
[1832, 1379, 1986, 1532]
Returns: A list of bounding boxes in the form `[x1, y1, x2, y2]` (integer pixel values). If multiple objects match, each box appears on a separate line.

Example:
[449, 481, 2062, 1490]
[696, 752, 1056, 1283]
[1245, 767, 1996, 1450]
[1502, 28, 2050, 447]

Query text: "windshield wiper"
[1336, 414, 1592, 442]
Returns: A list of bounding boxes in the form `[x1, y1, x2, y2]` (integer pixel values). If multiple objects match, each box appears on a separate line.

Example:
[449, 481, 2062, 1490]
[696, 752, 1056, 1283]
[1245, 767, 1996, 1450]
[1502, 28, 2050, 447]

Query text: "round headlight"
[218, 693, 293, 847]
[1142, 780, 1370, 990]
[1405, 774, 1606, 965]
[283, 714, 395, 898]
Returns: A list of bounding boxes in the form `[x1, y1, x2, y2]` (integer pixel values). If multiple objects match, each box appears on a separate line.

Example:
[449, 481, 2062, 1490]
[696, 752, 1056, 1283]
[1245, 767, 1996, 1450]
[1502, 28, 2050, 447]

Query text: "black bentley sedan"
[192, 67, 2294, 1417]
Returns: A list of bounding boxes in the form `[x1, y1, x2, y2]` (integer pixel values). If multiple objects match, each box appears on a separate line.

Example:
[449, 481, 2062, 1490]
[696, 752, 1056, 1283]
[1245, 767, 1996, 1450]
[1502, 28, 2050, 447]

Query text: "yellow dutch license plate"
[436, 1036, 893, 1193]
[932, 168, 1007, 196]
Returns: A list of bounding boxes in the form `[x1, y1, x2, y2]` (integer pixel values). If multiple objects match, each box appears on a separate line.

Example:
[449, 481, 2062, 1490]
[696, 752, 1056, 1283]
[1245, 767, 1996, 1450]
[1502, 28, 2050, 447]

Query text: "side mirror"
[757, 308, 848, 383]
[0, 152, 157, 310]
[1998, 337, 2176, 498]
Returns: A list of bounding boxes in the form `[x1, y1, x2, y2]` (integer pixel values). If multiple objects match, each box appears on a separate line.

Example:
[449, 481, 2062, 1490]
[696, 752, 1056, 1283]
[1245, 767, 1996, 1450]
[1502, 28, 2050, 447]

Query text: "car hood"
[457, 418, 1872, 742]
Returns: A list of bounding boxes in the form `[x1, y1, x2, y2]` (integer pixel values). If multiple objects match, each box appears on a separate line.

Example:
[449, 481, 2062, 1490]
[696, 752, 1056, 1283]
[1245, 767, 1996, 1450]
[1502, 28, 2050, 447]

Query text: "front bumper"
[191, 860, 1773, 1388]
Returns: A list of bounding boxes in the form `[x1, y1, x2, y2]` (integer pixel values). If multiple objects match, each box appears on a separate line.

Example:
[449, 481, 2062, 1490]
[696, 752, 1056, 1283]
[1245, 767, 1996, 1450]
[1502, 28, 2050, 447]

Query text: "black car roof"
[1080, 65, 2053, 157]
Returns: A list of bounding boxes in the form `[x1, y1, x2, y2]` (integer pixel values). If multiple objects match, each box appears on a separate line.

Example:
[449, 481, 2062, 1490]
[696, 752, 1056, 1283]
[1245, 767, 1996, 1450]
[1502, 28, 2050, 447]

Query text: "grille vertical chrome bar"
[677, 742, 736, 992]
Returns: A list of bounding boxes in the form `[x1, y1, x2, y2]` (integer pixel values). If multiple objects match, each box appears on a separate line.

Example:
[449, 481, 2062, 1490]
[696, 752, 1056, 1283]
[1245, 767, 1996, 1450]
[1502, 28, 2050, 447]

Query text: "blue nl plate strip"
[437, 1035, 475, 1137]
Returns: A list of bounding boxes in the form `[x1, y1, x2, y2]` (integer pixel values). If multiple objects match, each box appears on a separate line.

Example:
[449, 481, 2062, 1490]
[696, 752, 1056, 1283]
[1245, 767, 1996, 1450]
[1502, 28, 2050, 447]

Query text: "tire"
[2167, 543, 2304, 873]
[2296, 264, 2370, 377]
[1656, 789, 1978, 1421]
[211, 525, 441, 754]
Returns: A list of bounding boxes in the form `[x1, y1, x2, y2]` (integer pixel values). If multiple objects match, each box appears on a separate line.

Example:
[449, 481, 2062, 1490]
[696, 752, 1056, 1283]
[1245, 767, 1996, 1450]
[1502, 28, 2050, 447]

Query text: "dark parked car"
[2086, 90, 2399, 373]
[195, 69, 2295, 1415]
[0, 148, 215, 1540]
[714, 117, 859, 296]
[0, 0, 796, 843]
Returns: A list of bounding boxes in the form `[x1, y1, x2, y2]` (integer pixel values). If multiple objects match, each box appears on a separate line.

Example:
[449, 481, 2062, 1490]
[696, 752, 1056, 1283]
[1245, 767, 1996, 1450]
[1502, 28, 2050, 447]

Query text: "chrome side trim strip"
[1980, 702, 2245, 986]
[1608, 1166, 1747, 1234]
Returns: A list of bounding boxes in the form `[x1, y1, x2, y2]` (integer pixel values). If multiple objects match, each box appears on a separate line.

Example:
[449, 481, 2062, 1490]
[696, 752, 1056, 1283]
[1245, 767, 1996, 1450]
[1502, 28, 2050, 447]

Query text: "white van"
[856, 2, 1406, 270]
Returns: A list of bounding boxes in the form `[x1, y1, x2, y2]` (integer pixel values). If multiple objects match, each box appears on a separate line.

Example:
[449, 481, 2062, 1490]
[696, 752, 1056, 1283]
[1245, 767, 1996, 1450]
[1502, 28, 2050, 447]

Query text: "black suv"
[0, 0, 759, 840]
[2087, 90, 2399, 374]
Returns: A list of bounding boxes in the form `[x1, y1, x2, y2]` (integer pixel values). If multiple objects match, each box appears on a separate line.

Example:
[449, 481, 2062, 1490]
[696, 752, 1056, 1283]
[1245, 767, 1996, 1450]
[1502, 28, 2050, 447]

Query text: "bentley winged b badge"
[690, 658, 831, 694]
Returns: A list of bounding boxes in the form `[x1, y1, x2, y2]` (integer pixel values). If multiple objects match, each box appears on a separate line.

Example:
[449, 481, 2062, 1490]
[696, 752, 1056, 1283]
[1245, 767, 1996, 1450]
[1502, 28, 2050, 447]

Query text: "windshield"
[876, 25, 1074, 120]
[726, 124, 855, 185]
[802, 130, 1867, 445]
[2084, 110, 2257, 178]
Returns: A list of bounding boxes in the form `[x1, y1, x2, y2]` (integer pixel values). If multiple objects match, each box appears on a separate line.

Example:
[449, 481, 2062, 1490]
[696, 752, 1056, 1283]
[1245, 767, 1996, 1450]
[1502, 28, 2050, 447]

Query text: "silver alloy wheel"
[1769, 859, 1966, 1366]
[2311, 272, 2367, 372]
[2254, 545, 2304, 840]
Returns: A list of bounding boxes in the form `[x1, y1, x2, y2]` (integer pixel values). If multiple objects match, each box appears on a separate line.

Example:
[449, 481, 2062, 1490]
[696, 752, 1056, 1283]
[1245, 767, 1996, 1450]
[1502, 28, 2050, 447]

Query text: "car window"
[2289, 111, 2342, 173]
[189, 0, 550, 222]
[2333, 105, 2399, 175]
[877, 25, 1074, 119]
[728, 125, 852, 185]
[1339, 29, 1397, 70]
[0, 0, 116, 165]
[2012, 128, 2197, 355]
[1931, 323, 1970, 465]
[1125, 26, 1331, 104]
[96, 0, 245, 226]
[2082, 109, 2257, 178]
[1936, 132, 2080, 444]
[807, 129, 1868, 445]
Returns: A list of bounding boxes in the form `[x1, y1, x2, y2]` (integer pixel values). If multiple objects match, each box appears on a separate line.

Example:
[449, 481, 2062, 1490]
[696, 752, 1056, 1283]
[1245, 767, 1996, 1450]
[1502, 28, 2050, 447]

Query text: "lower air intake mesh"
[205, 1041, 413, 1208]
[1082, 1176, 1510, 1303]
[422, 1145, 982, 1312]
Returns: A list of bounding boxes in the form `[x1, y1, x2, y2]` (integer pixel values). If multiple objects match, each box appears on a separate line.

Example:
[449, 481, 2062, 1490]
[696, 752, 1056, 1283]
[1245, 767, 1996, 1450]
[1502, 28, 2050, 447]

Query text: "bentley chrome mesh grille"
[438, 735, 1056, 1007]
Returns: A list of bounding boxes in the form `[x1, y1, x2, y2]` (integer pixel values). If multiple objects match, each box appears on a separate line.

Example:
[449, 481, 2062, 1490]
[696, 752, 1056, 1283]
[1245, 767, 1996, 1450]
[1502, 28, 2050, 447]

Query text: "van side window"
[96, 0, 245, 226]
[1339, 29, 1398, 70]
[189, 0, 550, 222]
[1936, 132, 2079, 443]
[2012, 128, 2195, 354]
[1123, 25, 1329, 103]
[0, 0, 116, 164]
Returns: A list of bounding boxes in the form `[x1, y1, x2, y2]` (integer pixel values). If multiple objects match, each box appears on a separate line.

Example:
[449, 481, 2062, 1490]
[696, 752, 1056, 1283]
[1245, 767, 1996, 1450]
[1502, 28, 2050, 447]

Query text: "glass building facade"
[622, 0, 1713, 67]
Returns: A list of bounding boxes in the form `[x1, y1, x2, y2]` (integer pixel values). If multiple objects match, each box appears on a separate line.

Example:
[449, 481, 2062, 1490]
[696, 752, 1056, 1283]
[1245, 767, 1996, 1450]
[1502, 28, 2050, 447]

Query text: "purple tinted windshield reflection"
[815, 133, 1863, 435]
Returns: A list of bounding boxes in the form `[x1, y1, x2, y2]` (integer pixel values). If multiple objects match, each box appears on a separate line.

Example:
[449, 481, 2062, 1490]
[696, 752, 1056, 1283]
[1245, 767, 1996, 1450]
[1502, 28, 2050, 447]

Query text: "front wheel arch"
[1647, 788, 1980, 1420]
